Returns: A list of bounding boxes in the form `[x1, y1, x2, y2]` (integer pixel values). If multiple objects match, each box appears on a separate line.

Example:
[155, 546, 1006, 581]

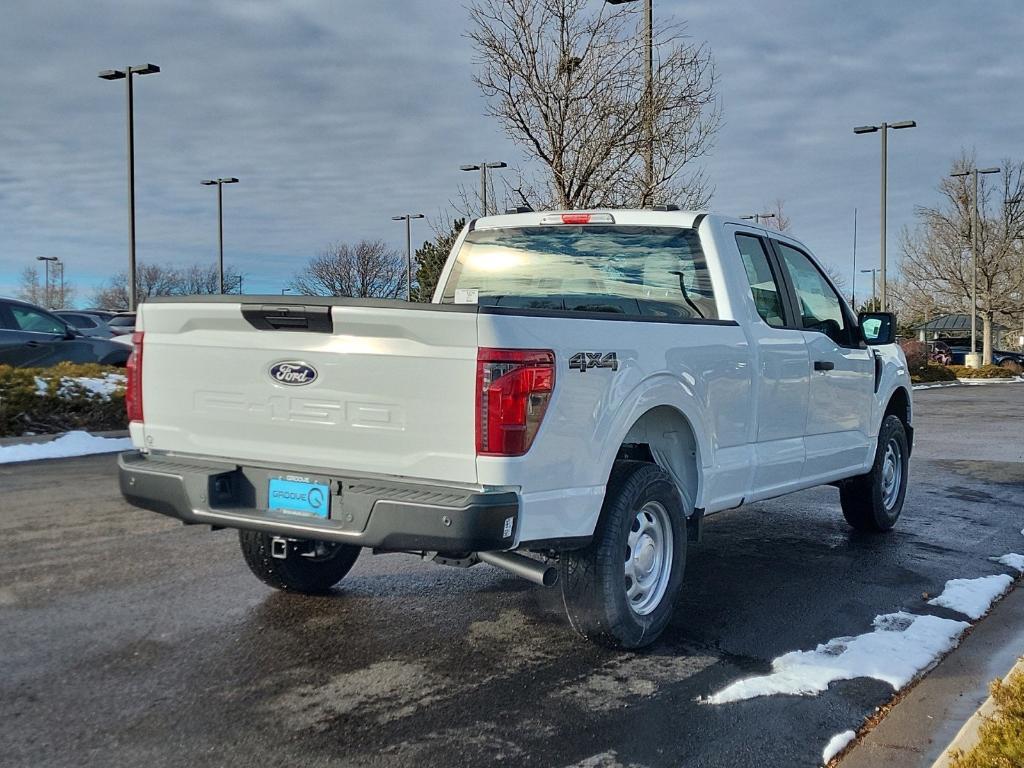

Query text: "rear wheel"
[560, 461, 687, 650]
[840, 415, 909, 532]
[239, 530, 360, 594]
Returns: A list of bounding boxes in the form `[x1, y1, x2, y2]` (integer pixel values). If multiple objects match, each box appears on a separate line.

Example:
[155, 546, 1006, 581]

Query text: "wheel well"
[885, 387, 910, 427]
[884, 387, 913, 454]
[615, 405, 699, 518]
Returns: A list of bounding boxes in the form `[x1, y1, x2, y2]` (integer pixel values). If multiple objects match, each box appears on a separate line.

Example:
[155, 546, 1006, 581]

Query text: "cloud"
[1, 0, 1023, 302]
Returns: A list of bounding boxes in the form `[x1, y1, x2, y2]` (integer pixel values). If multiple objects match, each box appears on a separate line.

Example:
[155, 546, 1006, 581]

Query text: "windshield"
[440, 225, 717, 319]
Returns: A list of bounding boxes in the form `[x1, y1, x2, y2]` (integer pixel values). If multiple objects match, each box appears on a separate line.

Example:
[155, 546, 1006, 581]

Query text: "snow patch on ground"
[34, 373, 125, 401]
[0, 431, 132, 463]
[993, 554, 1024, 573]
[704, 612, 969, 705]
[926, 574, 1014, 619]
[821, 730, 856, 764]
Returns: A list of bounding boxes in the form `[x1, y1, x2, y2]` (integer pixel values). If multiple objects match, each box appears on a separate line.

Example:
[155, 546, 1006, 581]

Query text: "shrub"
[947, 364, 1015, 380]
[0, 363, 127, 437]
[911, 363, 957, 384]
[899, 339, 930, 372]
[950, 667, 1024, 768]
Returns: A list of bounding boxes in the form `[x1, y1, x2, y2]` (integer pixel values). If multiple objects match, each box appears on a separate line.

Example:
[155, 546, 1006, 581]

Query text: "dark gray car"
[0, 298, 133, 368]
[54, 310, 118, 339]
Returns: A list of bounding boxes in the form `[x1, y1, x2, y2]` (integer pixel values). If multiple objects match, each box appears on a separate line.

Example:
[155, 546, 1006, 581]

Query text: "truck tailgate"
[138, 300, 479, 483]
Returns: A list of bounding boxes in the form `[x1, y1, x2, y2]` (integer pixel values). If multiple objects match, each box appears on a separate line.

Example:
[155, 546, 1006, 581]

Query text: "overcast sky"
[2, 0, 1023, 303]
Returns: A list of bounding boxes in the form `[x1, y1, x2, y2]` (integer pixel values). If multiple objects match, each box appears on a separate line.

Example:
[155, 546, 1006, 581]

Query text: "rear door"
[731, 230, 810, 497]
[138, 299, 481, 484]
[771, 240, 874, 481]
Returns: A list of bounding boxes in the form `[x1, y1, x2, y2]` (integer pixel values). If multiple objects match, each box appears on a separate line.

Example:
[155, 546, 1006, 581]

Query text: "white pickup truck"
[119, 209, 912, 649]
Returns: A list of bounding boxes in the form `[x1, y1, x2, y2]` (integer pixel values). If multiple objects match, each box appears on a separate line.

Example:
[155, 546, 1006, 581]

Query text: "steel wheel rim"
[881, 439, 902, 510]
[624, 500, 673, 616]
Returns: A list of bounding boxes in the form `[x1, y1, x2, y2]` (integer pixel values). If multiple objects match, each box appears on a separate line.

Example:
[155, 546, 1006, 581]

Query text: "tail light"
[126, 331, 144, 422]
[476, 348, 555, 456]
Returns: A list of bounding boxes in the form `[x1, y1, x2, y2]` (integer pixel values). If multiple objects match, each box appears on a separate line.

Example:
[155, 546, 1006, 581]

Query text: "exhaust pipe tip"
[477, 550, 559, 587]
[539, 565, 559, 588]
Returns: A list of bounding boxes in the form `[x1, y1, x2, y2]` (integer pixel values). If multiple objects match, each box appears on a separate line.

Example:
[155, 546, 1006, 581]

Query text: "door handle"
[25, 341, 42, 348]
[813, 360, 835, 371]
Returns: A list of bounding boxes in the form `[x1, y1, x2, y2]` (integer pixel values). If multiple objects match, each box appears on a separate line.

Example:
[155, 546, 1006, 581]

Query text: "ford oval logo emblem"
[269, 361, 318, 386]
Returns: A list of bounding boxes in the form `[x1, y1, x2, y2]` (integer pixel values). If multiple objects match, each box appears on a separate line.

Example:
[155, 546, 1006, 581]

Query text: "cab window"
[774, 242, 852, 346]
[442, 226, 718, 320]
[735, 234, 786, 328]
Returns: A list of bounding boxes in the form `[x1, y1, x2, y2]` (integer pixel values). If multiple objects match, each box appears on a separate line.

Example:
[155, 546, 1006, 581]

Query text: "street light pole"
[853, 119, 916, 312]
[201, 177, 239, 293]
[36, 256, 58, 308]
[99, 64, 160, 311]
[392, 214, 425, 300]
[460, 162, 507, 216]
[951, 166, 1000, 366]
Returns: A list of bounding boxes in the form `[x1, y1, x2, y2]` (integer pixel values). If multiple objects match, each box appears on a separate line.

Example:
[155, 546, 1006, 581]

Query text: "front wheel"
[840, 415, 909, 532]
[560, 461, 687, 650]
[239, 530, 361, 594]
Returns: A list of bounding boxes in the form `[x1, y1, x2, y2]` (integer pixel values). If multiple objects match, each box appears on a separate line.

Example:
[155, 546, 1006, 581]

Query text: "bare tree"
[89, 262, 248, 309]
[468, 0, 720, 210]
[15, 266, 76, 308]
[16, 266, 44, 306]
[900, 151, 1024, 363]
[90, 264, 182, 309]
[290, 240, 406, 298]
[177, 264, 244, 295]
[762, 199, 792, 232]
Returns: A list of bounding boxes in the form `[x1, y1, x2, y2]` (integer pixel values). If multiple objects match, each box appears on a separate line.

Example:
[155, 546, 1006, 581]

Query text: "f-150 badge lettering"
[269, 361, 318, 386]
[568, 352, 619, 373]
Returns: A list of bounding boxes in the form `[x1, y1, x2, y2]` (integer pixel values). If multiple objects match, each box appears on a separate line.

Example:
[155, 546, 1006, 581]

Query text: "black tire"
[840, 415, 909, 532]
[239, 530, 360, 594]
[560, 461, 687, 650]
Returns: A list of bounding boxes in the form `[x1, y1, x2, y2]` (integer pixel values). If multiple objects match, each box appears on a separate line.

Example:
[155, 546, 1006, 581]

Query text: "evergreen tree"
[413, 219, 465, 302]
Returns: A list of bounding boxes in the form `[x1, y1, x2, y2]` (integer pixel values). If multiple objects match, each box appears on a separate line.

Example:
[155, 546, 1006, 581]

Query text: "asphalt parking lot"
[1, 384, 1022, 768]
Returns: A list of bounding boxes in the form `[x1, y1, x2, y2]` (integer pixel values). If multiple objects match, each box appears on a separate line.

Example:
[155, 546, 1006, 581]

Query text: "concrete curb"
[0, 429, 129, 447]
[912, 377, 1023, 390]
[839, 581, 1024, 768]
[930, 656, 1024, 768]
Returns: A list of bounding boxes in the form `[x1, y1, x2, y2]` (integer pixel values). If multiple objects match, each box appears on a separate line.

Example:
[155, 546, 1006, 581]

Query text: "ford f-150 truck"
[119, 210, 912, 649]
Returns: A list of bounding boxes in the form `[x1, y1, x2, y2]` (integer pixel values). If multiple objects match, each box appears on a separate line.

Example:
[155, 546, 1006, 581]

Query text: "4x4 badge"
[568, 352, 619, 373]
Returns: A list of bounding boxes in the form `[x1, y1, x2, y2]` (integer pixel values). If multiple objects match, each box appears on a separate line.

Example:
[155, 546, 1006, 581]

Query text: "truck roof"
[469, 209, 815, 255]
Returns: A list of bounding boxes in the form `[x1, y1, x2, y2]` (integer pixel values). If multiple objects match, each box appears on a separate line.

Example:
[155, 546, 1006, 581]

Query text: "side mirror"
[858, 311, 895, 345]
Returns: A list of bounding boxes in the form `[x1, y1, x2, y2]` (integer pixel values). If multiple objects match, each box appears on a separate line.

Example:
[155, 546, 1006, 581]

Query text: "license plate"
[268, 477, 330, 519]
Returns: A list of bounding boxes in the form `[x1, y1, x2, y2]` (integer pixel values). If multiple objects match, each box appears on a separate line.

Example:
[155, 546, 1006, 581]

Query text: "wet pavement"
[1, 384, 1022, 768]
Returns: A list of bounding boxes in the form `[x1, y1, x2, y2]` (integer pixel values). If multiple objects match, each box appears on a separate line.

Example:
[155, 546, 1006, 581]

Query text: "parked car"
[0, 297, 132, 368]
[54, 310, 118, 339]
[106, 312, 136, 336]
[81, 308, 119, 322]
[938, 337, 1024, 368]
[118, 210, 913, 649]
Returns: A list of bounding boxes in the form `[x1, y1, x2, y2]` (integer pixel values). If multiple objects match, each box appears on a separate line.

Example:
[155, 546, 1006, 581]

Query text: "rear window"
[440, 226, 717, 320]
[109, 315, 135, 327]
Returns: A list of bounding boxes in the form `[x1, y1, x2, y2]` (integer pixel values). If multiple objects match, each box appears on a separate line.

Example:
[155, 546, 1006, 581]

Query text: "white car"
[118, 210, 912, 649]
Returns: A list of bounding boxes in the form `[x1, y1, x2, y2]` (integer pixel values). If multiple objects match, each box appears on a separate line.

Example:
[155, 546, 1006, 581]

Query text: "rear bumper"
[118, 451, 519, 552]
